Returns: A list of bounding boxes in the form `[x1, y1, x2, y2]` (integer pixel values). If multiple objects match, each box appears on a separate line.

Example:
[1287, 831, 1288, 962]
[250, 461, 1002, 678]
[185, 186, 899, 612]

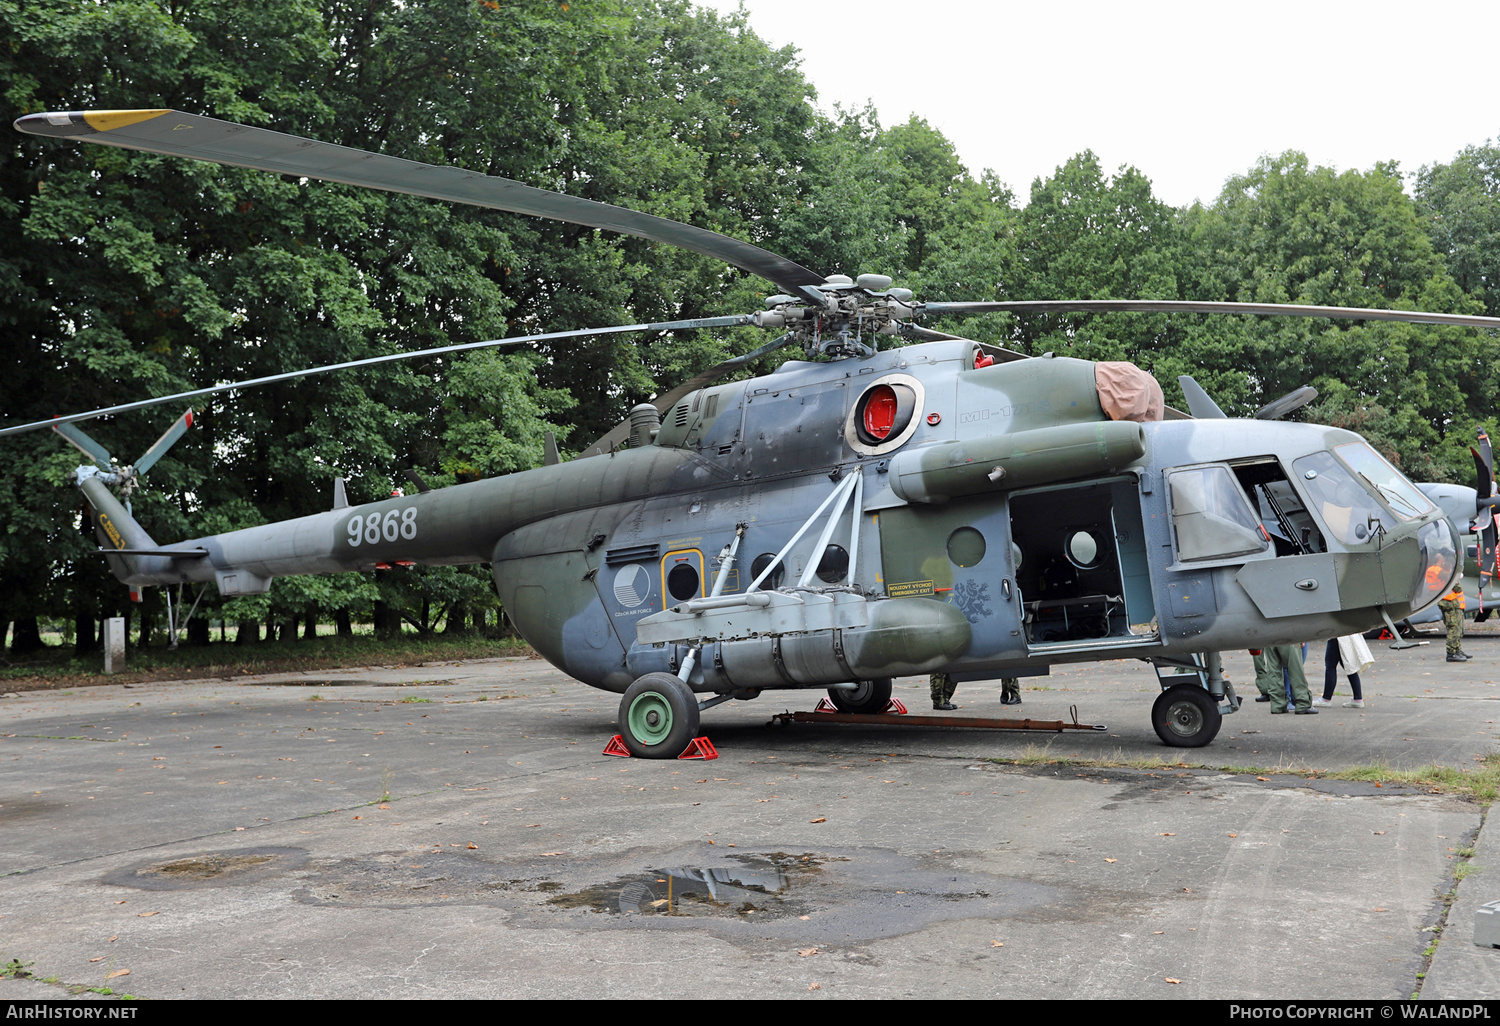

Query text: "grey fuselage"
[87, 338, 1457, 695]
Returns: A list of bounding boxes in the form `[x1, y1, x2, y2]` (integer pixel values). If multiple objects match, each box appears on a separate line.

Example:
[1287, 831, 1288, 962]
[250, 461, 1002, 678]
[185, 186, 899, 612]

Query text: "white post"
[103, 617, 126, 674]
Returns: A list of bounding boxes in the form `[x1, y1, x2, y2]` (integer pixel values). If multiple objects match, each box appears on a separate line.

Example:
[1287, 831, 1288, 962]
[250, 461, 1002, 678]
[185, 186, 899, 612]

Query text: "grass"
[1, 957, 136, 999]
[1329, 754, 1500, 803]
[0, 630, 535, 693]
[999, 744, 1196, 771]
[987, 750, 1500, 802]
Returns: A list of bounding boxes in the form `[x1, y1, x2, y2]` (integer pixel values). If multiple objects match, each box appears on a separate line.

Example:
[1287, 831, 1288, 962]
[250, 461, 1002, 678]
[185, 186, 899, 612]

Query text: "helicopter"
[1408, 428, 1500, 631]
[8, 108, 1498, 758]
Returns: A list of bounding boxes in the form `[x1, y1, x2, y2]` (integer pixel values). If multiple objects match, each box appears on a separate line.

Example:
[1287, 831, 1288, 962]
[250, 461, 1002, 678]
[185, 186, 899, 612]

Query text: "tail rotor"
[54, 409, 194, 514]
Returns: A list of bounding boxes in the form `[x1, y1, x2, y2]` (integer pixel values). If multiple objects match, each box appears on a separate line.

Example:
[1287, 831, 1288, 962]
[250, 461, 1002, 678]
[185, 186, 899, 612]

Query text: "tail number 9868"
[347, 507, 418, 547]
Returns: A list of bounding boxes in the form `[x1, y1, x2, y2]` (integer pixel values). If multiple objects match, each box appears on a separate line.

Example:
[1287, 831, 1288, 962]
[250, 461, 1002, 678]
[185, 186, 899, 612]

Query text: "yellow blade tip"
[81, 109, 170, 132]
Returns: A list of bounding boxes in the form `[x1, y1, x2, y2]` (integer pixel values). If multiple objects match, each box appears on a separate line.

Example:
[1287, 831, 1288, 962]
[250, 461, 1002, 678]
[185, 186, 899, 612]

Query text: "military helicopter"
[9, 108, 1497, 757]
[1409, 428, 1500, 631]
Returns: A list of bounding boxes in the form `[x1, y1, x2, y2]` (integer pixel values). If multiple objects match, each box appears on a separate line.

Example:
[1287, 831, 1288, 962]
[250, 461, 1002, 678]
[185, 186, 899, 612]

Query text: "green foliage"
[4, 0, 1500, 646]
[1417, 142, 1500, 317]
[1178, 152, 1498, 465]
[1009, 152, 1185, 366]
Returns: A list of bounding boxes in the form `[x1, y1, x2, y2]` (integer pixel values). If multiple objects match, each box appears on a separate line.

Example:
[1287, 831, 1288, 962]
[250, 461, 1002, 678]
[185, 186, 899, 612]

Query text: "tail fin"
[74, 468, 161, 584]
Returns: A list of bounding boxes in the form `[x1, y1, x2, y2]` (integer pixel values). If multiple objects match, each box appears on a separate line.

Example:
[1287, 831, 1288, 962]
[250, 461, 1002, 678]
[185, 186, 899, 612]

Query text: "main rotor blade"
[52, 420, 114, 470]
[132, 408, 195, 476]
[920, 299, 1500, 330]
[1, 314, 752, 439]
[575, 331, 800, 458]
[15, 110, 830, 307]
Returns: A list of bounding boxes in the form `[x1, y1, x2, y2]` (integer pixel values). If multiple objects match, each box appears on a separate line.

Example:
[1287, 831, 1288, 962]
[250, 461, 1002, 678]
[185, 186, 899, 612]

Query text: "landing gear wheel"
[618, 672, 700, 759]
[827, 677, 893, 714]
[1151, 684, 1221, 748]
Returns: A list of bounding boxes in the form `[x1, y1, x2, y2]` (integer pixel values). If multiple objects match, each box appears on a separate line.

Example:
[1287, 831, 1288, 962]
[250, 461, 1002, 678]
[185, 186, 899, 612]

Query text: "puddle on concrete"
[107, 847, 307, 890]
[285, 847, 1118, 944]
[545, 852, 818, 919]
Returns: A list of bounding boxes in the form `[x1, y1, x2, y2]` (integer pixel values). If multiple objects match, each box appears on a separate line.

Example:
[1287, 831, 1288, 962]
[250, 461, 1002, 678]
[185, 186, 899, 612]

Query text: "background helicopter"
[1408, 428, 1500, 632]
[9, 108, 1500, 757]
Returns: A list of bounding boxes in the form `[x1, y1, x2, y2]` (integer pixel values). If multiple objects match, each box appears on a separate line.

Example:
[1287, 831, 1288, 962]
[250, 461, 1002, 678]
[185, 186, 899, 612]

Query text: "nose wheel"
[618, 672, 701, 758]
[1151, 683, 1221, 748]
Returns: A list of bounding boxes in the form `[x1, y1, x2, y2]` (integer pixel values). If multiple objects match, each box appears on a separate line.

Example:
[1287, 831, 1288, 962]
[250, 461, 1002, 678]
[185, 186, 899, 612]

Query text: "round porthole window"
[946, 527, 987, 568]
[667, 562, 701, 601]
[816, 544, 849, 584]
[750, 553, 785, 590]
[1066, 531, 1100, 569]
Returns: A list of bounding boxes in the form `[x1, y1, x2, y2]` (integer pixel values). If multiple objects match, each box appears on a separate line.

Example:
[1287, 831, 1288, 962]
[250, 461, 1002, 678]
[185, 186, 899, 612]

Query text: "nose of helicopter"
[1408, 516, 1462, 614]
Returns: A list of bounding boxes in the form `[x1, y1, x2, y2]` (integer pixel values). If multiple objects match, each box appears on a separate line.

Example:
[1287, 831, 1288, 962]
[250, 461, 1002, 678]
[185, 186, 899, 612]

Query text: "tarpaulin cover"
[1095, 361, 1164, 423]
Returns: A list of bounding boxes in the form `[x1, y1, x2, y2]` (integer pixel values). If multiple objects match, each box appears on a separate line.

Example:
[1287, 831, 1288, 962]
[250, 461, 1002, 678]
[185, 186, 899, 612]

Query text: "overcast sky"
[696, 0, 1500, 208]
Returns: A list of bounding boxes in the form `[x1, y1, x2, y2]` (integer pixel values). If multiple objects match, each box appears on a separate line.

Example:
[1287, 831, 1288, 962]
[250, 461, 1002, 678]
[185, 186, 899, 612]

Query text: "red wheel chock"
[678, 737, 718, 760]
[602, 734, 718, 759]
[814, 696, 907, 715]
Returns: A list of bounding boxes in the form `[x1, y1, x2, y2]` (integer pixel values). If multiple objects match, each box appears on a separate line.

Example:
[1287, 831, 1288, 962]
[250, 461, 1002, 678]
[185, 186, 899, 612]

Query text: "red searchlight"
[862, 385, 899, 440]
[853, 380, 917, 446]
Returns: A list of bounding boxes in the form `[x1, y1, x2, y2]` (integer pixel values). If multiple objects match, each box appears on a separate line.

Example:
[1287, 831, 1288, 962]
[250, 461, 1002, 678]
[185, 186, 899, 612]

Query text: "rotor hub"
[751, 274, 915, 359]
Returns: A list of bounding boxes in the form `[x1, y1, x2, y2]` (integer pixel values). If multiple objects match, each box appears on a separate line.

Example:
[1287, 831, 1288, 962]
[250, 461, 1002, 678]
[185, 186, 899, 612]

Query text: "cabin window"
[667, 562, 700, 601]
[1066, 530, 1101, 569]
[815, 544, 849, 584]
[661, 549, 704, 604]
[1230, 457, 1326, 554]
[946, 527, 987, 568]
[1334, 442, 1435, 521]
[1292, 452, 1390, 546]
[1167, 465, 1269, 562]
[750, 552, 786, 590]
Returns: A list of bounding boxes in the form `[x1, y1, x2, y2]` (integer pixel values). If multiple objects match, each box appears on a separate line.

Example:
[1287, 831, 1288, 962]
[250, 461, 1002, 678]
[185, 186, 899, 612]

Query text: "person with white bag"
[1312, 633, 1373, 708]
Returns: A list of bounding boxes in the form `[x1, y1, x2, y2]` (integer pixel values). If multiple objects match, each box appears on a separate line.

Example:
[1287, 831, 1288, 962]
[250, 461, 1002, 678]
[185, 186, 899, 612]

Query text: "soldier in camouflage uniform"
[1257, 644, 1316, 714]
[1251, 649, 1276, 702]
[930, 672, 957, 710]
[1440, 582, 1470, 662]
[928, 674, 1021, 710]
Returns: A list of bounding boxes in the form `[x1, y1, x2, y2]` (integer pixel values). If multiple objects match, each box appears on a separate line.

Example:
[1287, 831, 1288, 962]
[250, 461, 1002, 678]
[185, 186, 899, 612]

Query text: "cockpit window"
[1334, 442, 1435, 521]
[1292, 451, 1388, 545]
[1167, 465, 1270, 562]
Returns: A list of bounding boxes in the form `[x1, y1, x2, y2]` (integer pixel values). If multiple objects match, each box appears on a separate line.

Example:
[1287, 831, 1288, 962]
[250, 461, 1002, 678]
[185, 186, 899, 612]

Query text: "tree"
[0, 0, 828, 643]
[1179, 152, 1494, 470]
[1416, 140, 1500, 317]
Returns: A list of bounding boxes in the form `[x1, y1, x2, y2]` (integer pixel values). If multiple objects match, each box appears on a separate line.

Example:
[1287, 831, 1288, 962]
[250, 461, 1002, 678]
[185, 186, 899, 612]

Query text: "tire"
[618, 672, 700, 759]
[827, 677, 894, 714]
[1151, 683, 1221, 748]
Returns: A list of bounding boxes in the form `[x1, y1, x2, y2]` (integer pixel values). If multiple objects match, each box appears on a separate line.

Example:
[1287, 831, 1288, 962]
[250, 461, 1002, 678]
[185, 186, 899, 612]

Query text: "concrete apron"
[1, 638, 1497, 999]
